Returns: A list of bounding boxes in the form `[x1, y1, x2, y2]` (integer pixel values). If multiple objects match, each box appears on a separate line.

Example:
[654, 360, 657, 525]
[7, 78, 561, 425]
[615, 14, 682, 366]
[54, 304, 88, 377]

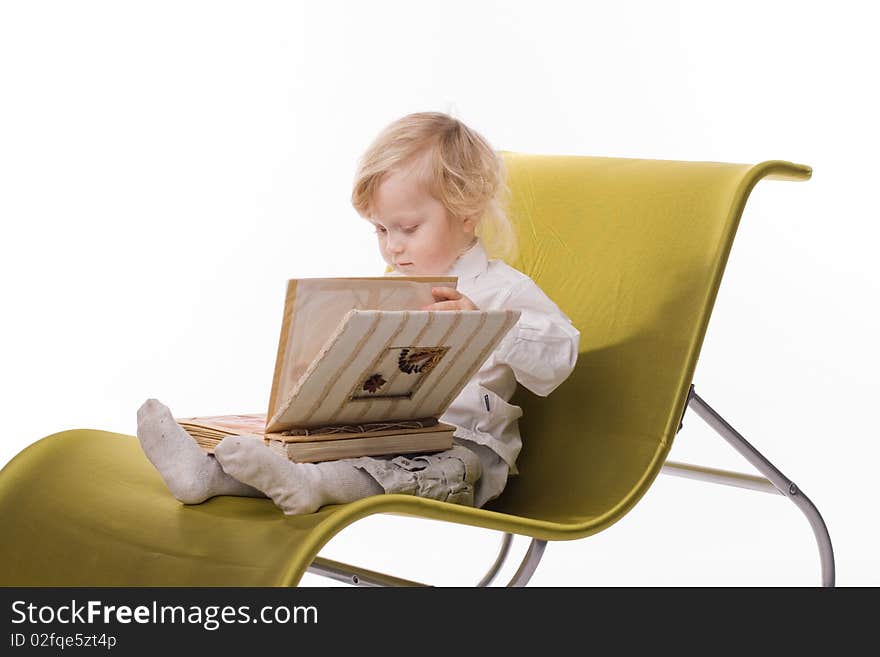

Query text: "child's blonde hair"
[351, 112, 518, 263]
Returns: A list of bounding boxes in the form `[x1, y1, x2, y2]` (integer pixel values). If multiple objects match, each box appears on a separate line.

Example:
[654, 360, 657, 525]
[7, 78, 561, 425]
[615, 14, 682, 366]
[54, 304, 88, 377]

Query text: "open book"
[176, 276, 520, 462]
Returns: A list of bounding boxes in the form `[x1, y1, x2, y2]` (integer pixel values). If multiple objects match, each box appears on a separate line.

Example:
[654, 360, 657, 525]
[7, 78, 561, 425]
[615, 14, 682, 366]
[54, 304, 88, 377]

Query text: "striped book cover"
[266, 307, 520, 434]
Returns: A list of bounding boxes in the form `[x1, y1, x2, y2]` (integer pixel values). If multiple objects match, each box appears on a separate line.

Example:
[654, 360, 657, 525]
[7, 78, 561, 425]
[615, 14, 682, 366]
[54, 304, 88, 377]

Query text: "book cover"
[265, 307, 521, 433]
[266, 276, 458, 428]
[266, 429, 456, 463]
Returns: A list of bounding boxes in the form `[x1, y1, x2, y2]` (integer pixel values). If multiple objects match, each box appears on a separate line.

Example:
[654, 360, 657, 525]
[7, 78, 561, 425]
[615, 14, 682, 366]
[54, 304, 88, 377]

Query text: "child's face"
[369, 163, 474, 276]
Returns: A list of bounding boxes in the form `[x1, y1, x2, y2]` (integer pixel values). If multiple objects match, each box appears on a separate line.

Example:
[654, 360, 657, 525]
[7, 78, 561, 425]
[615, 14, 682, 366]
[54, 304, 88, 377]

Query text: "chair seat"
[0, 429, 612, 586]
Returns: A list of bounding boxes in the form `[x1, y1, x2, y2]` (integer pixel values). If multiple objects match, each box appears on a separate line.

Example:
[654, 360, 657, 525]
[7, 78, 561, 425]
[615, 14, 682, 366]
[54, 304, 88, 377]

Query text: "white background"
[1, 1, 877, 586]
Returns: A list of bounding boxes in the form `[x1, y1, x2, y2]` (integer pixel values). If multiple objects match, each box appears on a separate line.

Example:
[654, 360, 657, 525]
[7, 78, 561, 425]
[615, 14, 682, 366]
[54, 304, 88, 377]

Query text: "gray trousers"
[346, 437, 509, 509]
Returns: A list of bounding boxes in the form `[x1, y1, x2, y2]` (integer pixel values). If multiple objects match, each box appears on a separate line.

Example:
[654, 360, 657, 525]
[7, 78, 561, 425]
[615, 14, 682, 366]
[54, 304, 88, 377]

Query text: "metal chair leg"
[306, 532, 540, 587]
[670, 387, 835, 587]
[506, 539, 547, 587]
[477, 533, 513, 586]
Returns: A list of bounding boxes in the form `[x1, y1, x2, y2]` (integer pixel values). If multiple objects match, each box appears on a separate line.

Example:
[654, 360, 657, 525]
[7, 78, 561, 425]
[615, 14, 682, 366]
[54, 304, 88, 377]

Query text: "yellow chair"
[0, 153, 834, 587]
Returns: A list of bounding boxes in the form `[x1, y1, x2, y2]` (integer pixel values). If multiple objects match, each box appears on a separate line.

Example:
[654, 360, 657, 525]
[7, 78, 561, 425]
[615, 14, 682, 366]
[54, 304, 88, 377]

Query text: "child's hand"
[421, 287, 479, 311]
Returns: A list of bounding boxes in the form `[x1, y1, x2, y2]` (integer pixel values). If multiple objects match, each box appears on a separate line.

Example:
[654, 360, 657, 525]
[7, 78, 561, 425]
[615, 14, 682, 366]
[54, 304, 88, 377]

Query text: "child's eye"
[374, 227, 387, 234]
[403, 225, 419, 234]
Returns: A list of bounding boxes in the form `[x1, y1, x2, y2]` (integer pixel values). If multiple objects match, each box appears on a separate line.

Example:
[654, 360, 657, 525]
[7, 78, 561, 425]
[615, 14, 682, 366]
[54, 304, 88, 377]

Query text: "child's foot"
[136, 398, 264, 504]
[213, 435, 326, 514]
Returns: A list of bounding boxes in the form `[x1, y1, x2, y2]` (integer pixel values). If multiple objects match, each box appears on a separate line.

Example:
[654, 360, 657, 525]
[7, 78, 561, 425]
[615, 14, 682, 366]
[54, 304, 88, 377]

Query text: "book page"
[175, 413, 267, 435]
[267, 276, 456, 423]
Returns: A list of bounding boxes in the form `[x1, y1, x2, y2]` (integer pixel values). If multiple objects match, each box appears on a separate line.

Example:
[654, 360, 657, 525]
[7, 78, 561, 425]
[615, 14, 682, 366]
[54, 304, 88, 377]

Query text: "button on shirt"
[385, 238, 580, 475]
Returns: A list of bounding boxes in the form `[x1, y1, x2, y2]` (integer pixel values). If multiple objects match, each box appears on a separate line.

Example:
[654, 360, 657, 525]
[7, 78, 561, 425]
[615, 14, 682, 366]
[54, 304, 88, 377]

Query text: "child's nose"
[386, 234, 405, 253]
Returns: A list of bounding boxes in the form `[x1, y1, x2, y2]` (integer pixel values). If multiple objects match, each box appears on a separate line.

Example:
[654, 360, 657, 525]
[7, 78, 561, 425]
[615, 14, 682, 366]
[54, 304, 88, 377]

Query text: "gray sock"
[136, 398, 266, 504]
[213, 434, 383, 515]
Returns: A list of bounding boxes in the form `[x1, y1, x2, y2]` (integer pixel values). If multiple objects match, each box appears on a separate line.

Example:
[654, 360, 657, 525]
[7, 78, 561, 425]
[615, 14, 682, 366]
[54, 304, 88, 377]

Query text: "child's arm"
[497, 278, 580, 397]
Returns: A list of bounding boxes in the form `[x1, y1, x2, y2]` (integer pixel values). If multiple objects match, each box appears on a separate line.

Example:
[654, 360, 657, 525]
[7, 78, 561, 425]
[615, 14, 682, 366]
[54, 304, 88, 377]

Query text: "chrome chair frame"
[305, 384, 835, 587]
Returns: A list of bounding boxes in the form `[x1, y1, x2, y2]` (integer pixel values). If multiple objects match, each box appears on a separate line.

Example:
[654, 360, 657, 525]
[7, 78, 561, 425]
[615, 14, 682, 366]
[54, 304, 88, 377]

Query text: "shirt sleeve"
[495, 278, 580, 397]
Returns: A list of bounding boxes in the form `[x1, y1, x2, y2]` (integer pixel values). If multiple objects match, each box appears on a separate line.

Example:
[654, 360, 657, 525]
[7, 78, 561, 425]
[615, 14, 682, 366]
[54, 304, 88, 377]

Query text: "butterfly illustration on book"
[362, 373, 387, 394]
[397, 347, 446, 375]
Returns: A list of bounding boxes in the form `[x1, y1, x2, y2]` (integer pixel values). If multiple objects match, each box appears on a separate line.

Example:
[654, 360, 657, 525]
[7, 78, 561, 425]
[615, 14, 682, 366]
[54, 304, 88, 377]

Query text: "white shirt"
[385, 238, 580, 475]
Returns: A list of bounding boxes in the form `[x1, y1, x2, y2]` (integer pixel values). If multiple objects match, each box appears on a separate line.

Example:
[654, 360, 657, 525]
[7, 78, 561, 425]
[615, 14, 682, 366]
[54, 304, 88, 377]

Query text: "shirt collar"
[445, 236, 489, 283]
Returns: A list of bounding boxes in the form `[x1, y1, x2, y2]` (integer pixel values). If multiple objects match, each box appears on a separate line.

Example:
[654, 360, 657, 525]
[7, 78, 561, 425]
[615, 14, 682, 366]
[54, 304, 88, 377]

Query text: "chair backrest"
[486, 152, 810, 527]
